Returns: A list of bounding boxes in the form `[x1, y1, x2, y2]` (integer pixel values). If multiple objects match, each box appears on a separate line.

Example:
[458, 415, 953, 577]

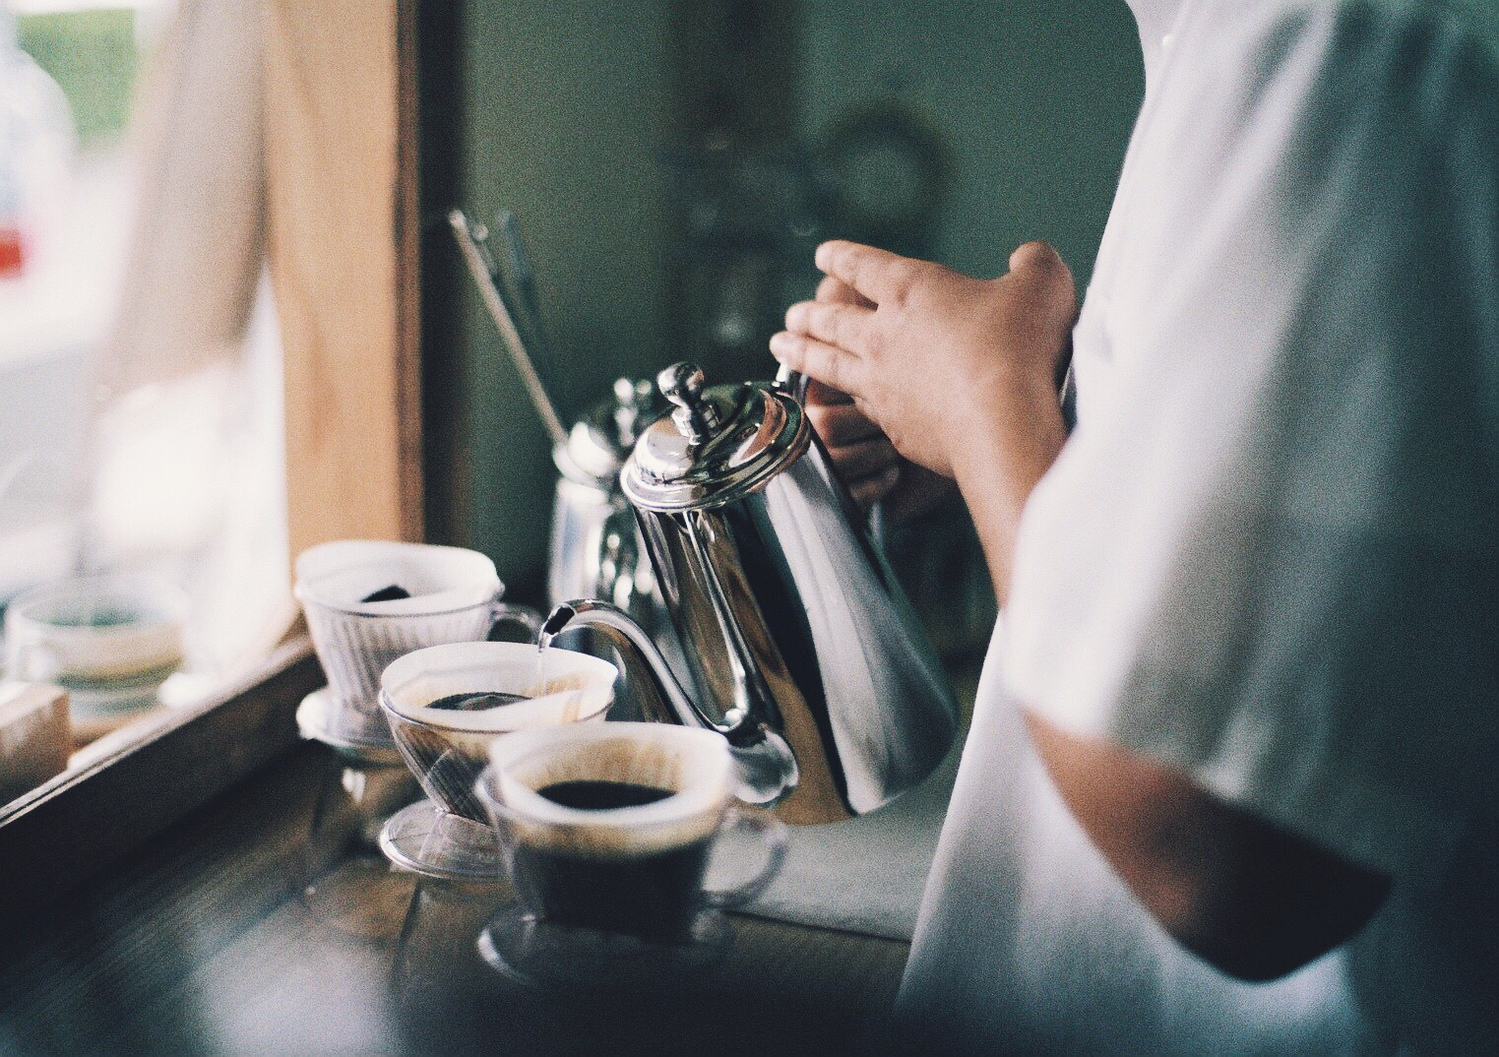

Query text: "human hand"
[771, 240, 1074, 484]
[805, 378, 958, 519]
[799, 276, 957, 520]
[770, 240, 1076, 597]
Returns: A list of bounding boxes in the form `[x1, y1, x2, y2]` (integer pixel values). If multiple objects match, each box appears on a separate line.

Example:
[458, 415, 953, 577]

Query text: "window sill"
[0, 633, 321, 920]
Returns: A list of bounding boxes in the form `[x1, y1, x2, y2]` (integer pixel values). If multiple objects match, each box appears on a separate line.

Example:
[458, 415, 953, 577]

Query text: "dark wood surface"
[0, 639, 323, 921]
[0, 739, 911, 1056]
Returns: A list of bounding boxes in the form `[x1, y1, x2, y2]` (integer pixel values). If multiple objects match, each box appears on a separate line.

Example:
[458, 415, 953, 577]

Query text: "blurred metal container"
[547, 376, 669, 625]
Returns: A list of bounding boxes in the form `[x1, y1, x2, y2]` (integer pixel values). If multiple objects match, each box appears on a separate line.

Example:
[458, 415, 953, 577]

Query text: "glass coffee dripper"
[292, 541, 543, 920]
[378, 641, 617, 881]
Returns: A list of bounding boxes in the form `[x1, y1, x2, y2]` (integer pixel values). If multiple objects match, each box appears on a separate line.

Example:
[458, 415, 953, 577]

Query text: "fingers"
[783, 299, 872, 351]
[816, 275, 875, 309]
[769, 330, 866, 398]
[806, 400, 882, 447]
[1008, 240, 1066, 276]
[1006, 240, 1076, 321]
[846, 463, 901, 510]
[825, 434, 900, 480]
[804, 379, 854, 407]
[815, 240, 925, 304]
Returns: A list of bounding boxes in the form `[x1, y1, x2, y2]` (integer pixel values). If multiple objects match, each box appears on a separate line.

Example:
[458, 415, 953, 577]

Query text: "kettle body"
[545, 363, 958, 824]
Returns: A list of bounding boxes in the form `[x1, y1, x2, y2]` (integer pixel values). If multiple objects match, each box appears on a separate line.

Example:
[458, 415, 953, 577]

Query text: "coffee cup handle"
[703, 805, 789, 910]
[488, 601, 544, 643]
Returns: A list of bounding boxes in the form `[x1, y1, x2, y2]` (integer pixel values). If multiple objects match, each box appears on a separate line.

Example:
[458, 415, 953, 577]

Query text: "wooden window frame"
[0, 0, 431, 918]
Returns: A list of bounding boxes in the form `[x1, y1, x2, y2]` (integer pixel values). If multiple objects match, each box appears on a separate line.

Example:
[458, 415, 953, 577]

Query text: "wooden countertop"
[0, 742, 911, 1055]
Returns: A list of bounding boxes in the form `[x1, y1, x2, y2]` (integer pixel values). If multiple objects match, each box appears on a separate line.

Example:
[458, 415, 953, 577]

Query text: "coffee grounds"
[427, 691, 528, 712]
[360, 585, 412, 603]
[538, 780, 676, 810]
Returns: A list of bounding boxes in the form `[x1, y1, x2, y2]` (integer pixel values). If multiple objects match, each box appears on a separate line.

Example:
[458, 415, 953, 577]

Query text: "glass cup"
[477, 722, 788, 943]
[377, 641, 617, 880]
[3, 574, 189, 742]
[293, 540, 542, 756]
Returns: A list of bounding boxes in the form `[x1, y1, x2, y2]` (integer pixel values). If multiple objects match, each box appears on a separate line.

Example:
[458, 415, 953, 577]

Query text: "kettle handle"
[775, 364, 892, 543]
[775, 363, 812, 404]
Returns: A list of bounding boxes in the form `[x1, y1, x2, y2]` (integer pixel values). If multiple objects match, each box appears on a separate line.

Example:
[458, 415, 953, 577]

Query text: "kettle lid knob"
[624, 364, 809, 511]
[658, 362, 720, 444]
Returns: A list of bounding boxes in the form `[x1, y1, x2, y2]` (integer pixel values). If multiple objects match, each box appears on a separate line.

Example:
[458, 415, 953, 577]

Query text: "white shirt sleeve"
[1001, 0, 1499, 878]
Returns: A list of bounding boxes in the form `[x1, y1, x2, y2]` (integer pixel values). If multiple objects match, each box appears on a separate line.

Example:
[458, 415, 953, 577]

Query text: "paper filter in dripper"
[294, 541, 528, 754]
[379, 641, 616, 822]
[295, 540, 502, 617]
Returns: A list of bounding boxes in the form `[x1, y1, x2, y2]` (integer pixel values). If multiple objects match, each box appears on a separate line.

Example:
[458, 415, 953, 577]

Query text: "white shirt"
[896, 1, 1499, 1053]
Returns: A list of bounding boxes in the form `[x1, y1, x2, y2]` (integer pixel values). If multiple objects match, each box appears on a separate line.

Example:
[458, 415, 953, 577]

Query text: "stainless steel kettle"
[541, 362, 958, 824]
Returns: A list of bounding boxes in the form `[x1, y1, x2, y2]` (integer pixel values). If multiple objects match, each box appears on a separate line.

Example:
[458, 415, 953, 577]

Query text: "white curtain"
[85, 0, 291, 679]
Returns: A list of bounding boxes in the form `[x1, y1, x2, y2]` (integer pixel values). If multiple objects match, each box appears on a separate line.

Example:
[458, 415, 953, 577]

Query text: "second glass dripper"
[377, 640, 616, 879]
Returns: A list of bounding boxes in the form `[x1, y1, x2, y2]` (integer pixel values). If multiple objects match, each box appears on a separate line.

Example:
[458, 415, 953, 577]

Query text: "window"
[0, 0, 425, 889]
[1, 1, 168, 597]
[1, 0, 288, 770]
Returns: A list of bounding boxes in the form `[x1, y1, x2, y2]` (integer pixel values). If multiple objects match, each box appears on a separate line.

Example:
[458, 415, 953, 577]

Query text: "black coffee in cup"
[495, 758, 717, 938]
[509, 804, 714, 941]
[539, 780, 673, 809]
[483, 723, 785, 945]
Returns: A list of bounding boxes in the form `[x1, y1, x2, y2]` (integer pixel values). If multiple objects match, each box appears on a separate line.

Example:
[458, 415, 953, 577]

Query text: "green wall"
[18, 9, 138, 147]
[459, 0, 674, 597]
[456, 0, 1142, 598]
[798, 0, 1142, 285]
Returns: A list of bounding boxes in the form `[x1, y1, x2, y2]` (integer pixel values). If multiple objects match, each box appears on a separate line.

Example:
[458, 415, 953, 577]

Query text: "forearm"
[1025, 711, 1391, 980]
[950, 380, 1389, 981]
[773, 240, 1389, 978]
[949, 387, 1066, 605]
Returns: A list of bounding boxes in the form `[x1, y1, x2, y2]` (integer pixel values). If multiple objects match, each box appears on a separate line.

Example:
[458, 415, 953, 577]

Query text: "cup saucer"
[297, 687, 403, 765]
[476, 898, 734, 992]
[378, 799, 503, 881]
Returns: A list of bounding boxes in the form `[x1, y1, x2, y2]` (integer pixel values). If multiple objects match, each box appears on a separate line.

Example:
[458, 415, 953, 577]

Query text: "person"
[769, 0, 1498, 1052]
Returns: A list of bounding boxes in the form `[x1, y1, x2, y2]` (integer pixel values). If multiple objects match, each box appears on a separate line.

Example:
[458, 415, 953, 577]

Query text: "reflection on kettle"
[543, 362, 959, 825]
[547, 376, 695, 723]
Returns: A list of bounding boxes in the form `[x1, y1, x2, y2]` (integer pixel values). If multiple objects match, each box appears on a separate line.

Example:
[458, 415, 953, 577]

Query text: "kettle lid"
[621, 362, 809, 511]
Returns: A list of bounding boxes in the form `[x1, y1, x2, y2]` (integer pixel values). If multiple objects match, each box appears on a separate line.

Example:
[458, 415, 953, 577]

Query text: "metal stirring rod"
[494, 210, 555, 377]
[449, 209, 569, 448]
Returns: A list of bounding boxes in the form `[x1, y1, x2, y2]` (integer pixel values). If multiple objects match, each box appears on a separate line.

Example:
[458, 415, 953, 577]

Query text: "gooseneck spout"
[540, 599, 702, 730]
[540, 599, 799, 806]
